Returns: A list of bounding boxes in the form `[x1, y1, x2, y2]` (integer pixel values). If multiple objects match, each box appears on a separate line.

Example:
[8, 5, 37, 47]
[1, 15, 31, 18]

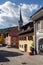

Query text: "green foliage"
[0, 26, 18, 34]
[30, 42, 34, 52]
[31, 42, 34, 48]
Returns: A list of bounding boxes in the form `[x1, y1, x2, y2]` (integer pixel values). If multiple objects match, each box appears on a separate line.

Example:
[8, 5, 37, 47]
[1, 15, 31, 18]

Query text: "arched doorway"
[38, 38, 43, 54]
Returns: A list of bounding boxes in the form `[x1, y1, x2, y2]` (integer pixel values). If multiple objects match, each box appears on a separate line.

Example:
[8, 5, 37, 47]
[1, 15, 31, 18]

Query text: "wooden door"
[24, 44, 27, 52]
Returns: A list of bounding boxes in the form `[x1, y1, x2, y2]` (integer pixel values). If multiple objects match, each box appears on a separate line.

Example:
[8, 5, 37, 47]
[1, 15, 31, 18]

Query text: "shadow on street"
[0, 50, 23, 57]
[0, 50, 23, 62]
[0, 57, 10, 62]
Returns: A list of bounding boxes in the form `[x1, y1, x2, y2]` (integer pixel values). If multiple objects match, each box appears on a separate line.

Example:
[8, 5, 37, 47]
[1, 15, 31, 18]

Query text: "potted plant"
[29, 42, 34, 55]
[30, 47, 34, 55]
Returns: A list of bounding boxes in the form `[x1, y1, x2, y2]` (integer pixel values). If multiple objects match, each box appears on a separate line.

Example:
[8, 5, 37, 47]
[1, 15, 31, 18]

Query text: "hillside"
[0, 26, 18, 34]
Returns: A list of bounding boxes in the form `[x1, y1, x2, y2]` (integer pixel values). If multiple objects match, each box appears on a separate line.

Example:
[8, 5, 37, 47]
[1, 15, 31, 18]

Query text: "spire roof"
[20, 7, 23, 23]
[18, 5, 23, 30]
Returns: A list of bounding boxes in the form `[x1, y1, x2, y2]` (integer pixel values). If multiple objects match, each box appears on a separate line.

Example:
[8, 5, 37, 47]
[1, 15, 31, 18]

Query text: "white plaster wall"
[5, 35, 11, 46]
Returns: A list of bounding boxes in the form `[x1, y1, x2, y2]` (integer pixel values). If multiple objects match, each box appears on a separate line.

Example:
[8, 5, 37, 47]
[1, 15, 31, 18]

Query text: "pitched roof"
[30, 7, 43, 20]
[18, 27, 34, 35]
[20, 22, 33, 29]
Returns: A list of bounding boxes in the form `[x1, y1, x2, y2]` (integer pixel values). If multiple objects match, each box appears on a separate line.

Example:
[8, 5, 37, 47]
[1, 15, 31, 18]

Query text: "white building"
[30, 7, 43, 54]
[5, 34, 11, 46]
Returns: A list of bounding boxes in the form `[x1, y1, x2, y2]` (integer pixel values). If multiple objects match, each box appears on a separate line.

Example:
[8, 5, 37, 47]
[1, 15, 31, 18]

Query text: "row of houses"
[0, 29, 20, 48]
[18, 22, 34, 53]
[0, 7, 43, 55]
[18, 7, 43, 54]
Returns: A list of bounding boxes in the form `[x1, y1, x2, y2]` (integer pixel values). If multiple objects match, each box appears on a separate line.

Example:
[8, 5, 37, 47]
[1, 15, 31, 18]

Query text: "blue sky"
[0, 0, 43, 5]
[0, 0, 43, 29]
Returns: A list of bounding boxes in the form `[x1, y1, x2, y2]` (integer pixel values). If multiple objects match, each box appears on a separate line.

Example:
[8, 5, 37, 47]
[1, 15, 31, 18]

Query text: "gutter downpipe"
[34, 21, 37, 54]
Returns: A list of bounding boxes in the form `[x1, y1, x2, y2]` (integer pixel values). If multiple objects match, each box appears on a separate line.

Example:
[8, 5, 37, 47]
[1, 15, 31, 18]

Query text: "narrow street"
[0, 47, 43, 65]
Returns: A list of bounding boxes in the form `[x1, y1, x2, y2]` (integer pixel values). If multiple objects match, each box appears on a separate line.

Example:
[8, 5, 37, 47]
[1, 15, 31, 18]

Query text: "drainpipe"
[34, 21, 37, 54]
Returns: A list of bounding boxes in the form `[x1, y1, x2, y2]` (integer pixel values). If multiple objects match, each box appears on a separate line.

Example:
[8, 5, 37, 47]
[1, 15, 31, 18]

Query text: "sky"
[0, 0, 43, 29]
[0, 0, 43, 5]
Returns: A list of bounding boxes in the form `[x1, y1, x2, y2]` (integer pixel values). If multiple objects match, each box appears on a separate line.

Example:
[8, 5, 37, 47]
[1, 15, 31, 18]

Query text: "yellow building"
[18, 22, 34, 53]
[0, 34, 4, 44]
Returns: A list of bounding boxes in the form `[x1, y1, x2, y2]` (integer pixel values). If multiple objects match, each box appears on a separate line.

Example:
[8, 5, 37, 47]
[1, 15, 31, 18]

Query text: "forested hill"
[0, 26, 18, 34]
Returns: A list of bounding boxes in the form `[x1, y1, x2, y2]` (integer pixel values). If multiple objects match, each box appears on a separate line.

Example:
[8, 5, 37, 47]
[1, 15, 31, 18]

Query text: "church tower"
[18, 6, 23, 30]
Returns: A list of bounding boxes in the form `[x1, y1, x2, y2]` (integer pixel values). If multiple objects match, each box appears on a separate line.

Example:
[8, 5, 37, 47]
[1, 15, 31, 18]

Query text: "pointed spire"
[18, 5, 23, 30]
[20, 6, 23, 24]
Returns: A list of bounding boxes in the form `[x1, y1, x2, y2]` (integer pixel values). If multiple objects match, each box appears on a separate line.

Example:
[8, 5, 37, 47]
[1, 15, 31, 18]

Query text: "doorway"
[38, 38, 43, 54]
[24, 44, 27, 52]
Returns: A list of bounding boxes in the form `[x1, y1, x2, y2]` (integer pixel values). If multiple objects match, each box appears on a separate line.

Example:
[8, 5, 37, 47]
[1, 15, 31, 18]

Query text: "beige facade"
[18, 21, 34, 53]
[19, 33, 34, 52]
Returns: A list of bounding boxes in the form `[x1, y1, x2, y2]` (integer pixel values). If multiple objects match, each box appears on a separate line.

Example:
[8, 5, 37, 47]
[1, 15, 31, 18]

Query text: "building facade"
[18, 22, 34, 52]
[8, 29, 20, 48]
[0, 34, 4, 45]
[4, 33, 11, 46]
[30, 7, 43, 54]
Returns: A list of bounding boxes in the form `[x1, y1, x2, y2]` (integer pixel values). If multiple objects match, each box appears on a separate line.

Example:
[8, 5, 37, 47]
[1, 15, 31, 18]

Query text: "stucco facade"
[18, 22, 34, 53]
[5, 35, 11, 46]
[8, 29, 20, 47]
[30, 7, 43, 54]
[19, 34, 34, 52]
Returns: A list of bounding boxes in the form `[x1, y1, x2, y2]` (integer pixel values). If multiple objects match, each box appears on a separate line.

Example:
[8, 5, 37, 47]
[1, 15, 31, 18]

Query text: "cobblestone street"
[0, 47, 43, 65]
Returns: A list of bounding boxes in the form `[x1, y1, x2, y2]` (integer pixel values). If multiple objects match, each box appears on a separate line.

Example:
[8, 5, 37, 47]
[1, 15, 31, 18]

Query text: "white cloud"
[21, 4, 41, 24]
[0, 1, 41, 29]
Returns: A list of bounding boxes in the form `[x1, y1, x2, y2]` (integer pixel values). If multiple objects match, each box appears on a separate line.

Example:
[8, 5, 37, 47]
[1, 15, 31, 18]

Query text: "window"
[37, 21, 40, 30]
[19, 45, 23, 48]
[23, 37, 26, 40]
[19, 36, 26, 40]
[28, 36, 33, 40]
[37, 20, 43, 30]
[40, 20, 43, 29]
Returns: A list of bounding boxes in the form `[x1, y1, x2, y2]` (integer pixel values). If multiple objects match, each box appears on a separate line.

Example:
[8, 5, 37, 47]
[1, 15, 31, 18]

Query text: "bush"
[30, 47, 34, 52]
[30, 42, 34, 54]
